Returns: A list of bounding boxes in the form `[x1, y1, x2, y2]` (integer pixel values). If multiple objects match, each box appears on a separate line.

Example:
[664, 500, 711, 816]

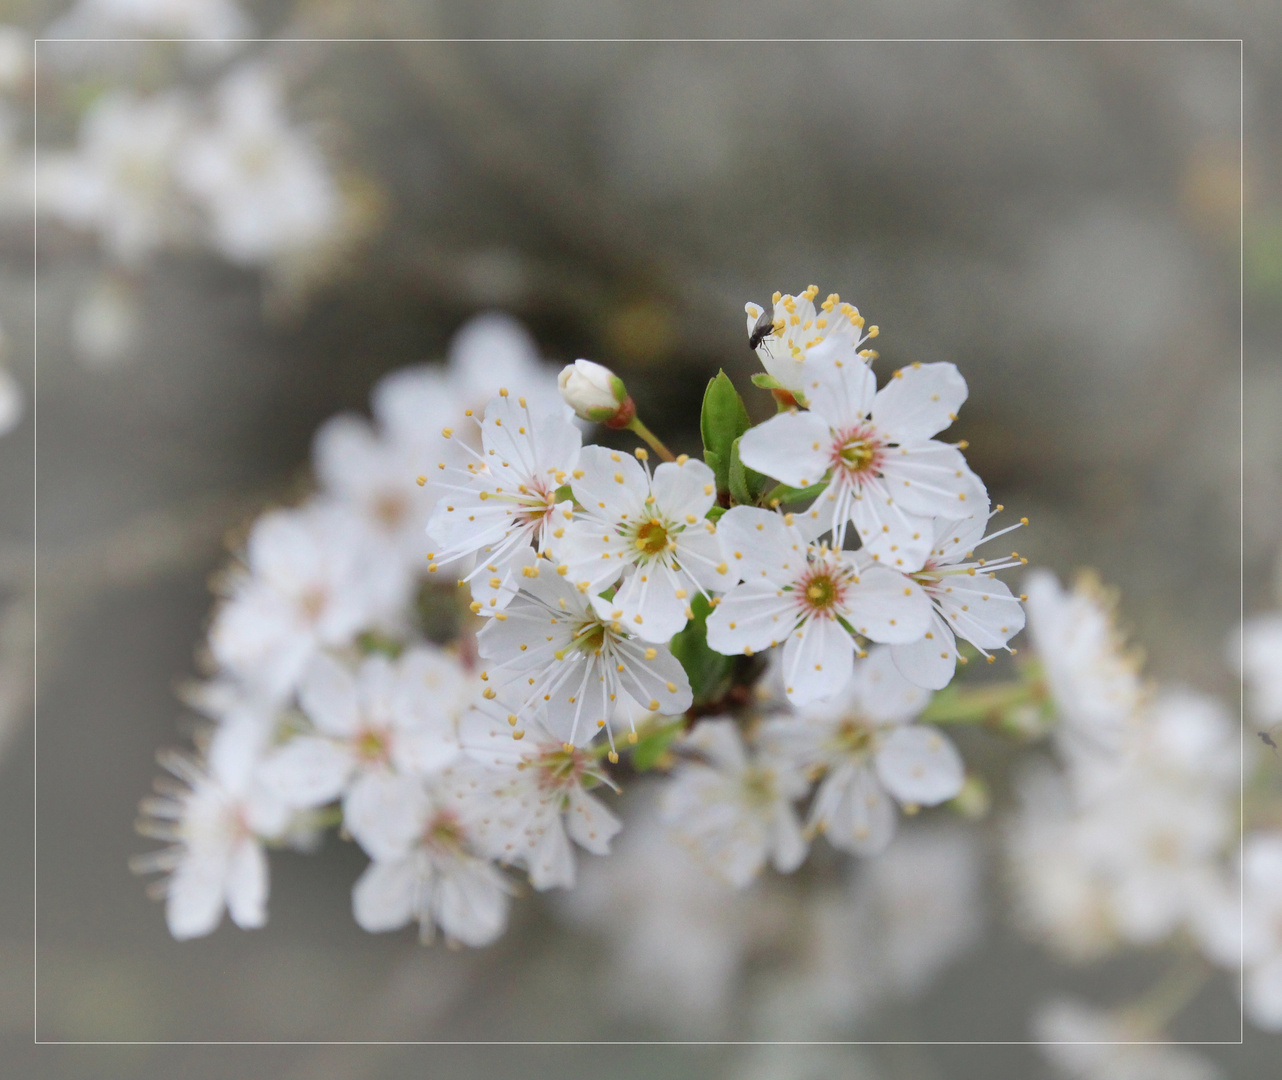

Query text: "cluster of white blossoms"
[16, 9, 361, 366]
[1009, 565, 1282, 1071]
[136, 290, 1033, 950]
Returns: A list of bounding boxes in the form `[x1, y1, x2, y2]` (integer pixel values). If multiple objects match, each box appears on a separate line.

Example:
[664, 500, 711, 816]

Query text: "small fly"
[1259, 728, 1279, 755]
[748, 305, 776, 352]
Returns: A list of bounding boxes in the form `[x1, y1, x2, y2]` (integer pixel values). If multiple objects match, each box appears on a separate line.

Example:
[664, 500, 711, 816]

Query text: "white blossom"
[1239, 614, 1282, 726]
[888, 505, 1027, 690]
[426, 390, 581, 610]
[208, 502, 407, 700]
[178, 64, 340, 265]
[48, 0, 251, 45]
[458, 701, 621, 889]
[258, 648, 467, 817]
[476, 552, 692, 750]
[133, 714, 288, 940]
[744, 286, 875, 397]
[1024, 569, 1145, 783]
[762, 647, 962, 855]
[738, 357, 986, 569]
[557, 447, 725, 641]
[349, 774, 512, 948]
[41, 90, 193, 266]
[661, 719, 809, 887]
[1034, 998, 1223, 1080]
[706, 506, 933, 706]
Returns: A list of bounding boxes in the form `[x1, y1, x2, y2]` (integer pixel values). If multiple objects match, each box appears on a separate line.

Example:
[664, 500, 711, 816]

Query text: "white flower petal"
[706, 581, 795, 655]
[613, 639, 693, 717]
[875, 725, 964, 806]
[1247, 958, 1282, 1032]
[879, 442, 987, 519]
[224, 838, 269, 929]
[714, 505, 807, 585]
[889, 613, 959, 691]
[934, 572, 1025, 650]
[872, 362, 968, 443]
[344, 771, 429, 862]
[844, 564, 934, 644]
[565, 788, 622, 856]
[810, 764, 896, 855]
[797, 349, 877, 425]
[570, 444, 650, 522]
[298, 652, 361, 736]
[612, 561, 690, 643]
[434, 855, 511, 947]
[165, 851, 229, 940]
[352, 856, 417, 933]
[651, 456, 717, 519]
[737, 410, 832, 489]
[781, 616, 855, 706]
[257, 736, 354, 808]
[769, 802, 808, 873]
[852, 644, 934, 720]
[526, 820, 576, 890]
[672, 522, 728, 592]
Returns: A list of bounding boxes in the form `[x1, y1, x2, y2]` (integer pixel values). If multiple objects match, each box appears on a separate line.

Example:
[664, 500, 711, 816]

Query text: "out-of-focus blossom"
[1034, 998, 1223, 1080]
[1197, 831, 1282, 1031]
[47, 0, 251, 45]
[259, 648, 466, 814]
[661, 718, 808, 887]
[558, 788, 773, 1035]
[71, 272, 141, 368]
[1239, 614, 1282, 726]
[132, 714, 289, 940]
[761, 647, 960, 855]
[0, 25, 30, 92]
[557, 448, 723, 641]
[1025, 569, 1145, 785]
[0, 315, 20, 436]
[349, 774, 512, 947]
[178, 64, 340, 266]
[208, 502, 408, 700]
[459, 700, 621, 889]
[41, 90, 194, 266]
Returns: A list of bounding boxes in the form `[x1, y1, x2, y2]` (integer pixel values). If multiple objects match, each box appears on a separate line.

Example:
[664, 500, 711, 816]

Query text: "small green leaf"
[728, 436, 766, 505]
[629, 719, 685, 771]
[669, 593, 735, 707]
[705, 505, 726, 522]
[750, 372, 783, 390]
[700, 371, 751, 494]
[553, 483, 575, 504]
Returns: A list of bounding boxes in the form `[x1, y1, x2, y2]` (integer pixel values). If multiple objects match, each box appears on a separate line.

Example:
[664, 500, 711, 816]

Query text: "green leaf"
[629, 719, 685, 771]
[700, 371, 751, 494]
[750, 372, 782, 390]
[705, 505, 726, 523]
[553, 483, 575, 504]
[356, 630, 405, 658]
[728, 436, 767, 505]
[668, 593, 735, 707]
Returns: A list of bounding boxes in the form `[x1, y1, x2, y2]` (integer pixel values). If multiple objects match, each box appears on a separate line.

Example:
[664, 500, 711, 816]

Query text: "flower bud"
[558, 359, 635, 427]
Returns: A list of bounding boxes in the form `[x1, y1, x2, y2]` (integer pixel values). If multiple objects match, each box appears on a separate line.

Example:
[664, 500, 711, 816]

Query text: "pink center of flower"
[536, 743, 590, 790]
[831, 424, 886, 483]
[422, 810, 465, 853]
[354, 726, 392, 764]
[795, 562, 849, 619]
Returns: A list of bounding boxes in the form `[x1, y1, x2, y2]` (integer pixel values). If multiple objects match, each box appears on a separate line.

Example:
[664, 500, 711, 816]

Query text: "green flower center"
[805, 574, 838, 610]
[839, 438, 876, 472]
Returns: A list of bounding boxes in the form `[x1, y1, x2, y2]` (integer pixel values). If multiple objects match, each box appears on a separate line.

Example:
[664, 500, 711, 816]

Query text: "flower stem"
[626, 417, 676, 462]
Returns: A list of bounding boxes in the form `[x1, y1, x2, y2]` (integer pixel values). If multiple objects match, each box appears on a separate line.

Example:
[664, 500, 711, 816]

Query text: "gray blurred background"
[3, 1, 1280, 1077]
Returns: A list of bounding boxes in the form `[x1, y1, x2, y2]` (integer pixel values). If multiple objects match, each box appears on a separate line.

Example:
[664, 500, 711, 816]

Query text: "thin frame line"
[27, 31, 1251, 1041]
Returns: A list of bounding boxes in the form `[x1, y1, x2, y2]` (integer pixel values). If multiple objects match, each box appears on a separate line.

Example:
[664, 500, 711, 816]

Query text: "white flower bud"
[557, 359, 633, 426]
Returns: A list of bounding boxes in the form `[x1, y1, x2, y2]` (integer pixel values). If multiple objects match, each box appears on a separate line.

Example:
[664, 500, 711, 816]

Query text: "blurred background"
[1, 0, 1279, 1077]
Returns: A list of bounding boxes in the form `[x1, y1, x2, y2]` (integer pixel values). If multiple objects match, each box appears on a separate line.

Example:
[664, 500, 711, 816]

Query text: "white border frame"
[30, 34, 1247, 1049]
